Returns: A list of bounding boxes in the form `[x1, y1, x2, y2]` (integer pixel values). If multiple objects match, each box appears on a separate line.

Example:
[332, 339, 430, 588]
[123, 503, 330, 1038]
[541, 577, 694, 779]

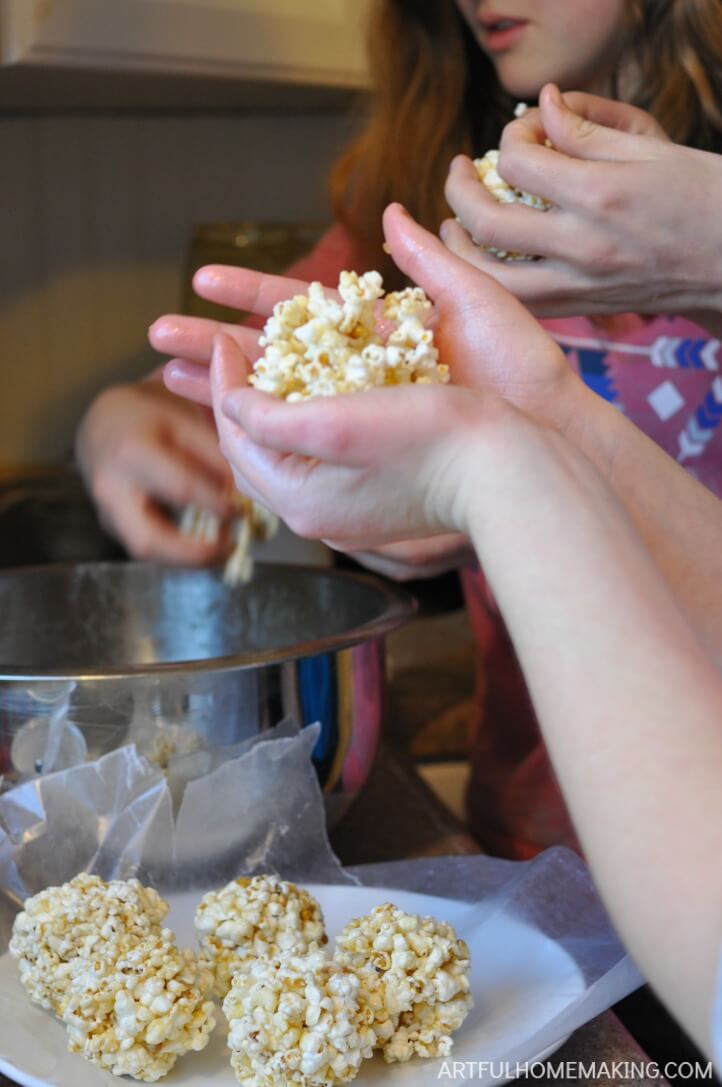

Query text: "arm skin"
[209, 327, 722, 1058]
[460, 408, 722, 1061]
[443, 84, 722, 337]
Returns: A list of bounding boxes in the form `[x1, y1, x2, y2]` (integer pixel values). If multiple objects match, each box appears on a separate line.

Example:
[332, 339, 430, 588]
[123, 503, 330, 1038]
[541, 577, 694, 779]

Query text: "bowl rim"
[0, 560, 417, 681]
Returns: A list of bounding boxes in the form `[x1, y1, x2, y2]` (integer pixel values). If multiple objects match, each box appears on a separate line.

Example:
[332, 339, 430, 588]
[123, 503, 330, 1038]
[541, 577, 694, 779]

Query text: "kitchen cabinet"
[0, 0, 370, 87]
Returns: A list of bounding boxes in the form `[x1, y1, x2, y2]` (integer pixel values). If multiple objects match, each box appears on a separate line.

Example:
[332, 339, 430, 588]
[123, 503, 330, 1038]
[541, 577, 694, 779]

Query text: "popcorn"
[62, 931, 216, 1082]
[473, 149, 551, 212]
[250, 271, 449, 401]
[335, 903, 472, 1063]
[223, 948, 377, 1086]
[9, 874, 169, 1013]
[179, 492, 279, 586]
[470, 102, 552, 261]
[195, 875, 328, 998]
[140, 723, 203, 771]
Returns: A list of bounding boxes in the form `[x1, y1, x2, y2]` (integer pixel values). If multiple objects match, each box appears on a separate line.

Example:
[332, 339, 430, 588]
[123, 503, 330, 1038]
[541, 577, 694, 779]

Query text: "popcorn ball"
[250, 270, 449, 401]
[62, 931, 216, 1082]
[195, 875, 328, 998]
[335, 903, 473, 1063]
[9, 874, 169, 1013]
[223, 948, 377, 1087]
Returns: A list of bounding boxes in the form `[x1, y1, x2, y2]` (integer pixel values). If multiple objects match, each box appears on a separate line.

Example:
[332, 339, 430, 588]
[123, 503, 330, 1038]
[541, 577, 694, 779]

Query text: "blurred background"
[0, 0, 473, 833]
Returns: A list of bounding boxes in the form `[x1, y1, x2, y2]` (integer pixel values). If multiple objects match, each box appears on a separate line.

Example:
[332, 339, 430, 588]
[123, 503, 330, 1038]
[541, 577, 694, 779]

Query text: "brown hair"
[331, 0, 722, 282]
[626, 0, 722, 148]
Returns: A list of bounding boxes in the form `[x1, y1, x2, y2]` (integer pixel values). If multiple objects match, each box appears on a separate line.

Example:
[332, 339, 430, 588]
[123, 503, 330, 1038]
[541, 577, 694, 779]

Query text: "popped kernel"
[250, 271, 448, 401]
[9, 874, 169, 1013]
[335, 902, 472, 1063]
[195, 875, 328, 998]
[223, 949, 376, 1086]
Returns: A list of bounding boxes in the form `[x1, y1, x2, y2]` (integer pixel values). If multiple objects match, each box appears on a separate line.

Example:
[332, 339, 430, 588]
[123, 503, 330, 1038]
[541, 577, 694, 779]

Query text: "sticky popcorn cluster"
[223, 949, 377, 1087]
[219, 891, 472, 1085]
[10, 875, 215, 1082]
[9, 874, 169, 1013]
[250, 271, 449, 401]
[13, 873, 472, 1085]
[335, 903, 473, 1064]
[195, 875, 328, 999]
[63, 933, 216, 1082]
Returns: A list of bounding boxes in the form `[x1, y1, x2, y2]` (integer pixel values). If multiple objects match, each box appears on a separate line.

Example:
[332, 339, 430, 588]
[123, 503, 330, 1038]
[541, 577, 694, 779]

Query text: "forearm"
[462, 427, 722, 1054]
[555, 378, 722, 665]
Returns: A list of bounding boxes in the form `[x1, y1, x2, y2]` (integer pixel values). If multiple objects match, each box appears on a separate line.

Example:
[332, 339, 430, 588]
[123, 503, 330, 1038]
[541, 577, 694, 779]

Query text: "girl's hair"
[330, 0, 722, 281]
[626, 0, 722, 150]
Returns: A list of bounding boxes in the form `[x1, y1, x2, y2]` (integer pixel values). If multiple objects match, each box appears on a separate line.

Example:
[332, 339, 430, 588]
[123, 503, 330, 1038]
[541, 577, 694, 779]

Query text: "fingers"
[535, 83, 663, 160]
[193, 264, 336, 315]
[169, 410, 233, 488]
[209, 331, 250, 436]
[495, 86, 665, 210]
[103, 484, 228, 565]
[444, 155, 567, 260]
[497, 124, 589, 207]
[164, 360, 213, 407]
[383, 203, 525, 319]
[440, 217, 506, 271]
[439, 223, 603, 317]
[554, 89, 668, 139]
[149, 315, 260, 363]
[342, 533, 476, 581]
[207, 332, 279, 506]
[129, 438, 231, 515]
[222, 382, 478, 469]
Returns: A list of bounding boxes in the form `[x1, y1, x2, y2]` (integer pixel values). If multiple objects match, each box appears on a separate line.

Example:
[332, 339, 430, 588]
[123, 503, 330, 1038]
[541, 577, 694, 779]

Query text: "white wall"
[0, 110, 349, 465]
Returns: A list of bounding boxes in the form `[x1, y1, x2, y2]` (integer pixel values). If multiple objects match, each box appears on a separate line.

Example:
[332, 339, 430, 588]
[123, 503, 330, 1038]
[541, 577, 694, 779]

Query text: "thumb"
[210, 331, 250, 441]
[538, 83, 644, 162]
[382, 202, 516, 315]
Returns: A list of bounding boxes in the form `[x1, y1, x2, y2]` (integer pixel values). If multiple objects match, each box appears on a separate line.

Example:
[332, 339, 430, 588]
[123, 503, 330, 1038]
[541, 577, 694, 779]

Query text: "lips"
[479, 14, 529, 52]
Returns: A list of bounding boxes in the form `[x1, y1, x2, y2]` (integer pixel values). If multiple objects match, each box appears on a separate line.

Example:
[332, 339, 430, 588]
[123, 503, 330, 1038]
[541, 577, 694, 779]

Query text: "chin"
[494, 63, 547, 102]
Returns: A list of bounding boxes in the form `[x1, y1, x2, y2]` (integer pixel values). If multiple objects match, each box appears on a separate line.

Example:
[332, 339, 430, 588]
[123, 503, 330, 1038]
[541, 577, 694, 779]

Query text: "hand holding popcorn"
[444, 85, 722, 329]
[251, 270, 448, 400]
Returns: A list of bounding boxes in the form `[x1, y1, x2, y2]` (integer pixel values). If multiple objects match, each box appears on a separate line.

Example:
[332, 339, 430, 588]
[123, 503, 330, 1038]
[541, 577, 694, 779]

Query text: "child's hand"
[443, 84, 722, 322]
[75, 382, 236, 563]
[206, 331, 498, 550]
[157, 204, 575, 433]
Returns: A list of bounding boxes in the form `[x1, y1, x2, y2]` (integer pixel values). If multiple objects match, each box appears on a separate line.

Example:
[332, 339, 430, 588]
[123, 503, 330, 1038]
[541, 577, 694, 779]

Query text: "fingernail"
[439, 220, 450, 243]
[194, 265, 221, 287]
[546, 83, 563, 107]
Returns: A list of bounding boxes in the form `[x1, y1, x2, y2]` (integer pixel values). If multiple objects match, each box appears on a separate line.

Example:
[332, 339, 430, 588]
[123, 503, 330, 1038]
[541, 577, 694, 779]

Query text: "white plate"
[0, 883, 584, 1086]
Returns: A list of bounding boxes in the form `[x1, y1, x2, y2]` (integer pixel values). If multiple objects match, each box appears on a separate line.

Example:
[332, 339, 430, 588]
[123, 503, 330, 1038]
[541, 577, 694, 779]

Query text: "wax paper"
[0, 723, 642, 1071]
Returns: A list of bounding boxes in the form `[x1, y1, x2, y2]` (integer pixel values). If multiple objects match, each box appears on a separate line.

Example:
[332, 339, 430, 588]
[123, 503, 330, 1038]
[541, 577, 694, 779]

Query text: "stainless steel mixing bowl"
[0, 561, 415, 811]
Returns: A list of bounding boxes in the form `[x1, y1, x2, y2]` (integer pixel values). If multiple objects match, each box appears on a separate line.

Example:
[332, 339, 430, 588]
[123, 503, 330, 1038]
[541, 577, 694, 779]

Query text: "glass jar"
[183, 221, 329, 322]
